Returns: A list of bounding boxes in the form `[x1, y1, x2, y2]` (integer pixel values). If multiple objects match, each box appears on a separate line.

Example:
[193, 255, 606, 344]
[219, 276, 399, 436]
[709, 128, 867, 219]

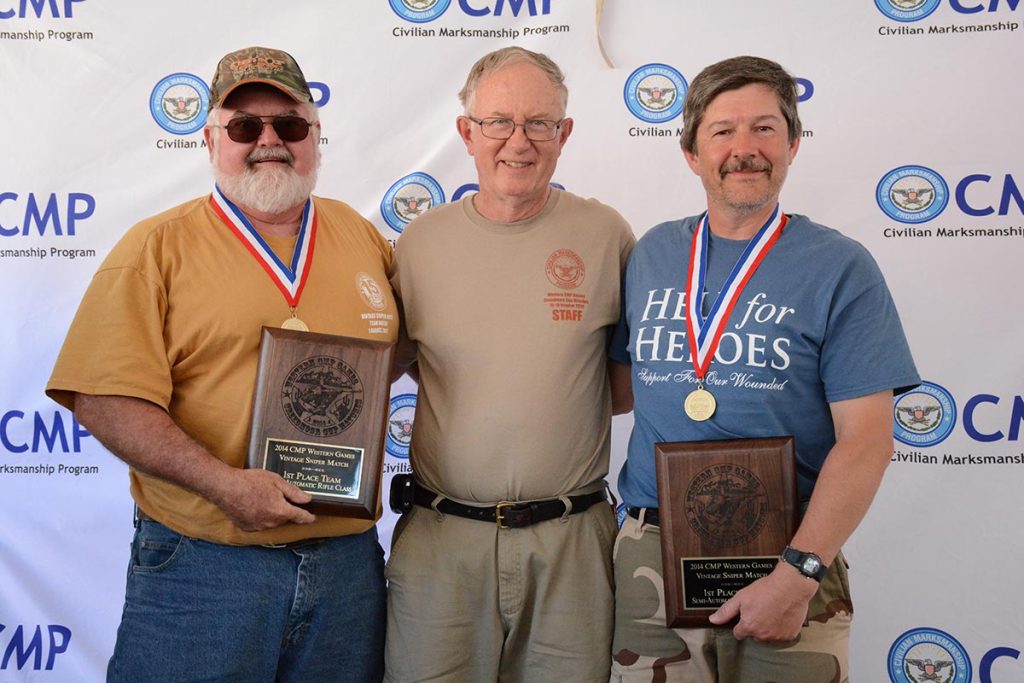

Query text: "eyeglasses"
[210, 115, 316, 143]
[465, 116, 563, 141]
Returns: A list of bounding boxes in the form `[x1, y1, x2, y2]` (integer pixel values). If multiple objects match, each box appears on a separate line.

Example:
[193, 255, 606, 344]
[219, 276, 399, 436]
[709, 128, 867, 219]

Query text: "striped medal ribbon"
[683, 205, 788, 421]
[210, 186, 317, 331]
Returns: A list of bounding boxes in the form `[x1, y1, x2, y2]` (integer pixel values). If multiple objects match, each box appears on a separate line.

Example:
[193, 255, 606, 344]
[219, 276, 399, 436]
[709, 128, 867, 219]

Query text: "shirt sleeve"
[387, 237, 418, 370]
[46, 232, 173, 411]
[819, 250, 920, 403]
[608, 244, 635, 365]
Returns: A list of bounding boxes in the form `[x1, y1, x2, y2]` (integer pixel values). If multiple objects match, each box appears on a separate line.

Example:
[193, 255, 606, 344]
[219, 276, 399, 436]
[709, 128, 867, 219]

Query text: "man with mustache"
[609, 56, 919, 682]
[46, 46, 395, 681]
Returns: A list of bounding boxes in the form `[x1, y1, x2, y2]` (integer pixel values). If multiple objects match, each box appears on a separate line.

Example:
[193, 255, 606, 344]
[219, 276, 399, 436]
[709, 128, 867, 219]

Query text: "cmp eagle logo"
[893, 381, 957, 447]
[624, 63, 687, 124]
[888, 628, 971, 683]
[906, 659, 954, 682]
[386, 393, 417, 459]
[150, 73, 210, 135]
[896, 403, 940, 431]
[163, 93, 201, 123]
[394, 192, 433, 221]
[877, 165, 949, 224]
[389, 0, 451, 22]
[891, 184, 934, 212]
[874, 0, 942, 22]
[637, 83, 676, 112]
[380, 172, 445, 233]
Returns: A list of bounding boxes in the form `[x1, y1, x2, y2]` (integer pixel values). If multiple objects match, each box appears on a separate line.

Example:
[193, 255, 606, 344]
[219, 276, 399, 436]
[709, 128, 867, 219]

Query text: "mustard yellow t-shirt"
[47, 194, 398, 545]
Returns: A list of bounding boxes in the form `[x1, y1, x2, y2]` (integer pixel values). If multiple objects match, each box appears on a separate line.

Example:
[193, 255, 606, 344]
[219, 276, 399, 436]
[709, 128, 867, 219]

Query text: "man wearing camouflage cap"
[47, 46, 395, 681]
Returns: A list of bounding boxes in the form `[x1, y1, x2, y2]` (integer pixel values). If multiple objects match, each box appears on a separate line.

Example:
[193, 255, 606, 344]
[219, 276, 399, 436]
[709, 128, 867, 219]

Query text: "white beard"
[213, 148, 319, 215]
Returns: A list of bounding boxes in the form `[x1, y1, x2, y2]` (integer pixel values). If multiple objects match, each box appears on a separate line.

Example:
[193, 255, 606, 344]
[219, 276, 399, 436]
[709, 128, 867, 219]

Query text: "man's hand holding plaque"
[707, 557, 819, 641]
[208, 467, 317, 532]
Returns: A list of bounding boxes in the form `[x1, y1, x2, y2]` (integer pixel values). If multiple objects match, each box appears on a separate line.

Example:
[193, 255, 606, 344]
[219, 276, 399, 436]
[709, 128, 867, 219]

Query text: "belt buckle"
[495, 501, 513, 529]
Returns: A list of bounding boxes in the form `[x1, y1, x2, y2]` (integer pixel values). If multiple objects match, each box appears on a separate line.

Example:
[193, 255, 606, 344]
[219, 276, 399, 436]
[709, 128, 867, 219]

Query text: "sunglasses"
[212, 115, 315, 143]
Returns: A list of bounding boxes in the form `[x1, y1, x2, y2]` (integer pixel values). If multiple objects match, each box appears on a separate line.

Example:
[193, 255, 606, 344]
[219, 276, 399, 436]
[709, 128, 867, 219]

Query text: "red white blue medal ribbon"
[685, 205, 788, 379]
[209, 185, 317, 308]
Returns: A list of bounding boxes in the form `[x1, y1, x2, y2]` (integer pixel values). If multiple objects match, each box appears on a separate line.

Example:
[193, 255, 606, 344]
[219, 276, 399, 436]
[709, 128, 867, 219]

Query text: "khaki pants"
[385, 501, 618, 683]
[610, 515, 853, 683]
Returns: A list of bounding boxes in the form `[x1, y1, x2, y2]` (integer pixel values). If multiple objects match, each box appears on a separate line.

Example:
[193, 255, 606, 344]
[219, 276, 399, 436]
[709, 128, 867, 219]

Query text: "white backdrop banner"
[1, 1, 1022, 681]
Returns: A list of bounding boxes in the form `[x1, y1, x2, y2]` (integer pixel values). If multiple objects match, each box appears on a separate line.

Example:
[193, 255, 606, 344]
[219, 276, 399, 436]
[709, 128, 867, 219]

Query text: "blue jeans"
[107, 520, 385, 683]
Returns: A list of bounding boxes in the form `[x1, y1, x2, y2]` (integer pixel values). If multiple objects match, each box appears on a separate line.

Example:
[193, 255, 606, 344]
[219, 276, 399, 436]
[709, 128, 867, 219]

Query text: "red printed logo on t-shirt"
[545, 249, 585, 290]
[543, 249, 588, 322]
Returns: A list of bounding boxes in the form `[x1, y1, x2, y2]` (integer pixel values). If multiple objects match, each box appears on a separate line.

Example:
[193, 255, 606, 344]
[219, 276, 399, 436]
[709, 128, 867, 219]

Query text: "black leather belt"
[133, 506, 155, 526]
[414, 484, 607, 529]
[627, 506, 660, 527]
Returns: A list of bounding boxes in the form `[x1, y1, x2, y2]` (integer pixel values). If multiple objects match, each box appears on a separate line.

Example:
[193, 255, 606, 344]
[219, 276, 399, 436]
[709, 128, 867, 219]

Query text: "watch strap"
[781, 545, 828, 582]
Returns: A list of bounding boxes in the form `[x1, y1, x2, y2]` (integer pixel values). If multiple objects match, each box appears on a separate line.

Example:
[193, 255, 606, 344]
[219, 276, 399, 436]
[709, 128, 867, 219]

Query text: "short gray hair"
[681, 56, 801, 154]
[459, 46, 568, 114]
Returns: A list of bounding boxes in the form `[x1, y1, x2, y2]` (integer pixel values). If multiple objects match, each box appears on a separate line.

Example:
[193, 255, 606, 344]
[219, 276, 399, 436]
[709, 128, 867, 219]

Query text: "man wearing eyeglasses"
[384, 47, 634, 682]
[46, 46, 394, 681]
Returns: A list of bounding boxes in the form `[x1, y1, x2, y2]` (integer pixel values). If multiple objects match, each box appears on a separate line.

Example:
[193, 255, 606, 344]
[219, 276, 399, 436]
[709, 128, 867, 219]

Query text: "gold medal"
[684, 387, 716, 421]
[281, 316, 309, 332]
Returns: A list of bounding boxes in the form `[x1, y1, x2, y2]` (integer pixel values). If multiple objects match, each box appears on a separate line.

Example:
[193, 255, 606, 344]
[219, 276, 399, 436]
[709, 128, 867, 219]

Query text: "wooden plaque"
[655, 437, 797, 628]
[246, 327, 395, 519]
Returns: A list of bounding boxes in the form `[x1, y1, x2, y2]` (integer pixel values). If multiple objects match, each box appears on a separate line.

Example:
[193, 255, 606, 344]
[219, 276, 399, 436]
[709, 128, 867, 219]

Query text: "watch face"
[802, 557, 822, 574]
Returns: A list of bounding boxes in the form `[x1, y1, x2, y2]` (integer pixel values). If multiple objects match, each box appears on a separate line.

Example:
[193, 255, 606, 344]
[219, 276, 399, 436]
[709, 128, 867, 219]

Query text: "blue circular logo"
[389, 0, 451, 22]
[386, 393, 417, 459]
[380, 172, 445, 233]
[875, 0, 942, 22]
[451, 183, 479, 202]
[877, 165, 949, 224]
[615, 502, 627, 528]
[888, 627, 971, 683]
[150, 73, 210, 135]
[624, 64, 687, 124]
[894, 381, 957, 447]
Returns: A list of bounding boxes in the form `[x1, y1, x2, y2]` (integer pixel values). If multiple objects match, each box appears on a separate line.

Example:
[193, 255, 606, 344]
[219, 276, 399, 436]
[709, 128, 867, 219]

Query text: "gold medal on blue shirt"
[683, 207, 787, 421]
[684, 386, 716, 421]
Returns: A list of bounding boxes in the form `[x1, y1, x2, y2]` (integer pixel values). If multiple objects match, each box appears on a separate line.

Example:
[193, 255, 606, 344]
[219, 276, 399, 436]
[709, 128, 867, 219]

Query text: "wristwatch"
[781, 546, 828, 582]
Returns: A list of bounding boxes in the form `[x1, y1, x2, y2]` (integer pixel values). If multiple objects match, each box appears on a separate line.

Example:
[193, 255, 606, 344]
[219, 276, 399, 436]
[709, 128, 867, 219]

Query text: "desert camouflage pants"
[610, 514, 853, 683]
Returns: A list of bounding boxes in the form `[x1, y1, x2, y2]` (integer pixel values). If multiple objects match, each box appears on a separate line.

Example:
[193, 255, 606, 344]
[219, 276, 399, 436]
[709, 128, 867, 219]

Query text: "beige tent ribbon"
[595, 0, 614, 68]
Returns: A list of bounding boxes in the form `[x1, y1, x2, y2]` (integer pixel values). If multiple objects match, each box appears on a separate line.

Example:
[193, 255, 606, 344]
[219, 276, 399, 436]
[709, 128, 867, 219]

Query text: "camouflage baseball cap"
[208, 46, 312, 111]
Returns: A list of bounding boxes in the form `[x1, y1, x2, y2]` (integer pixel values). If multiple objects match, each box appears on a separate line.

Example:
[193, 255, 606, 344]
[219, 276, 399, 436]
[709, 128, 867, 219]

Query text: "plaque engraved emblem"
[684, 463, 769, 547]
[281, 356, 363, 437]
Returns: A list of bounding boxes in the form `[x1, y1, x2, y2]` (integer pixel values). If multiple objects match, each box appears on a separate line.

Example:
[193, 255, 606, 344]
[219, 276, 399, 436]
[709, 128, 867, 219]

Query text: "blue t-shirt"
[610, 213, 920, 505]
